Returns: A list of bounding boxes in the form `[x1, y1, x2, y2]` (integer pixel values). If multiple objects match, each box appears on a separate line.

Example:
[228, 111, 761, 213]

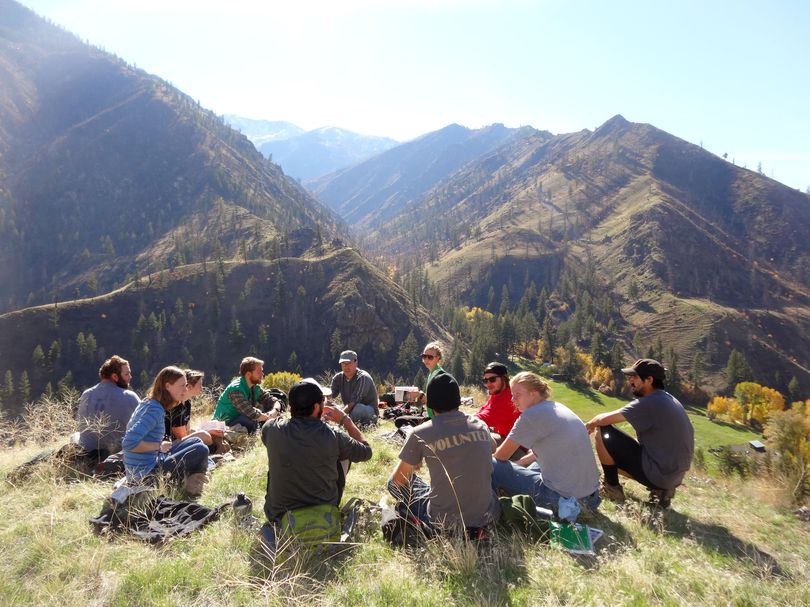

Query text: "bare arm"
[494, 437, 521, 462]
[323, 405, 365, 442]
[390, 459, 417, 487]
[585, 410, 626, 433]
[129, 440, 171, 453]
[516, 449, 536, 467]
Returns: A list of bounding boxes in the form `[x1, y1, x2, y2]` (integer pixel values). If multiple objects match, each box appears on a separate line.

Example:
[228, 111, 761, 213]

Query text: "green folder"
[548, 521, 603, 555]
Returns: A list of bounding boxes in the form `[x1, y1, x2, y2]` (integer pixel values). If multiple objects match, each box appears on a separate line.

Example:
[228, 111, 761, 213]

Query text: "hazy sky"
[20, 0, 810, 190]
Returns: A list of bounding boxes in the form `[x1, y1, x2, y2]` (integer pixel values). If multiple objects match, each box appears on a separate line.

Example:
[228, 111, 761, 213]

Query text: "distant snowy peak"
[223, 115, 305, 145]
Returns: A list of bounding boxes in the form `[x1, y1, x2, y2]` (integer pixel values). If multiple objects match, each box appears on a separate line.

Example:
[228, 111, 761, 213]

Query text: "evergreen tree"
[19, 370, 31, 403]
[139, 370, 150, 392]
[690, 352, 704, 391]
[57, 371, 73, 394]
[229, 319, 245, 346]
[330, 328, 342, 359]
[466, 346, 486, 386]
[48, 340, 62, 366]
[725, 349, 753, 391]
[666, 348, 682, 398]
[542, 316, 555, 362]
[287, 351, 302, 374]
[32, 345, 46, 368]
[2, 370, 13, 404]
[499, 285, 510, 316]
[590, 331, 606, 366]
[559, 341, 583, 382]
[257, 323, 269, 347]
[414, 368, 426, 389]
[448, 347, 465, 384]
[396, 331, 419, 376]
[788, 376, 801, 403]
[609, 342, 624, 372]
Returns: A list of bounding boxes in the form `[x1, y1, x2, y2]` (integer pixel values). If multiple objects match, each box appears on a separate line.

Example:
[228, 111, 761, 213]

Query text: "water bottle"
[232, 492, 252, 524]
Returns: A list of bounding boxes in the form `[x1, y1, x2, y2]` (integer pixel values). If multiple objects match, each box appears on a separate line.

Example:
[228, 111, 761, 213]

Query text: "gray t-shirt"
[507, 400, 600, 499]
[398, 411, 499, 529]
[620, 390, 694, 489]
[77, 380, 140, 453]
[331, 368, 379, 417]
[262, 416, 372, 521]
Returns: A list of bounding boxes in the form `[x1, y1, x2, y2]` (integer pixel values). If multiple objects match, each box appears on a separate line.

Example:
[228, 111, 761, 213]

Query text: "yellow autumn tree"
[708, 395, 734, 419]
[727, 399, 745, 424]
[734, 381, 785, 427]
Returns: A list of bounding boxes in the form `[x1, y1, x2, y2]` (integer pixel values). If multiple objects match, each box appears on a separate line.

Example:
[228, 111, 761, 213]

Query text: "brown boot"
[183, 472, 209, 497]
[600, 480, 626, 503]
[648, 487, 676, 509]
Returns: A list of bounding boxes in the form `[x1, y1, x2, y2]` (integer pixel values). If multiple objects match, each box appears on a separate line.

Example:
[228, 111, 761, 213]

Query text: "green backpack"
[279, 503, 342, 545]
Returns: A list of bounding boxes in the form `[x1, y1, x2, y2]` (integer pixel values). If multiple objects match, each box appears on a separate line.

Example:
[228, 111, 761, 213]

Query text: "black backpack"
[264, 388, 288, 412]
[380, 501, 433, 547]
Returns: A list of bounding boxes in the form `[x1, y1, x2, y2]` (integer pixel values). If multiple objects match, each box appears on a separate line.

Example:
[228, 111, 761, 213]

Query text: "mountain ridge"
[309, 114, 810, 392]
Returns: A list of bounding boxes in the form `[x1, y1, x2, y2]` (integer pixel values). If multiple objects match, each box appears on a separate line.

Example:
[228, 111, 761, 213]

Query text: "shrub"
[262, 371, 303, 395]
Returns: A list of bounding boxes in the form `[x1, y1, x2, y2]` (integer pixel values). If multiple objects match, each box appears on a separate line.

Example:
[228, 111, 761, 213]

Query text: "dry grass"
[1, 392, 809, 606]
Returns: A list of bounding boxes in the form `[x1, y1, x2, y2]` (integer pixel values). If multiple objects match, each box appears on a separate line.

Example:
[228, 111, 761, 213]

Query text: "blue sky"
[20, 0, 810, 190]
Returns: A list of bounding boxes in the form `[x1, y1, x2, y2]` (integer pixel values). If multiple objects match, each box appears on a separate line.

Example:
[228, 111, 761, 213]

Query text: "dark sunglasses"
[482, 376, 500, 384]
[421, 353, 436, 360]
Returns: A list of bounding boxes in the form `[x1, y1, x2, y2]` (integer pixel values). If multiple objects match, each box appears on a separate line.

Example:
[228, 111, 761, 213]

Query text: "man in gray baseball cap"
[585, 358, 694, 508]
[330, 350, 379, 426]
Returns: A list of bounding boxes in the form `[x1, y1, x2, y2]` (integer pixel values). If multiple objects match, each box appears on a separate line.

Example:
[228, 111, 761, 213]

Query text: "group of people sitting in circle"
[76, 341, 694, 535]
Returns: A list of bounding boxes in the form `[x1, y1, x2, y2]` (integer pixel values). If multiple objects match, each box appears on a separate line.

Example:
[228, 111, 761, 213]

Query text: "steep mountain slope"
[0, 1, 453, 410]
[0, 240, 449, 415]
[444, 117, 810, 389]
[307, 123, 542, 232]
[258, 126, 399, 181]
[317, 114, 810, 391]
[0, 1, 339, 312]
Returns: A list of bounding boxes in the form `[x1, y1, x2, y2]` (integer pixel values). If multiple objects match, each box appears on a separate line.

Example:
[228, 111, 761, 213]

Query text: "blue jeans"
[387, 475, 434, 531]
[229, 413, 258, 434]
[348, 403, 377, 426]
[157, 437, 209, 479]
[492, 459, 601, 513]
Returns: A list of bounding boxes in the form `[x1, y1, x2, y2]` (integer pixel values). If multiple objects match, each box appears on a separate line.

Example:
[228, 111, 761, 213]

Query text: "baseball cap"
[483, 362, 508, 377]
[621, 359, 666, 381]
[338, 350, 357, 363]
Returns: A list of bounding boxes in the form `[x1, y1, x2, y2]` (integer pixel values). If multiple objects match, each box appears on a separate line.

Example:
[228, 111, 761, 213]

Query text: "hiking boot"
[183, 472, 209, 497]
[600, 480, 626, 503]
[648, 487, 676, 509]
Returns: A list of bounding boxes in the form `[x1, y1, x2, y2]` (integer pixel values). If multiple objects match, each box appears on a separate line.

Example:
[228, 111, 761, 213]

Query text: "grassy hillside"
[1, 384, 804, 607]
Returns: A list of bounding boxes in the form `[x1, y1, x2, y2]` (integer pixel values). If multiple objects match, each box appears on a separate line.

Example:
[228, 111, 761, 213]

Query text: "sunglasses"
[482, 376, 500, 384]
[421, 354, 436, 360]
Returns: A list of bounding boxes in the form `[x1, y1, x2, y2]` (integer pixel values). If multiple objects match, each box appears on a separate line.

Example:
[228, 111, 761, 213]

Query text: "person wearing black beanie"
[387, 371, 500, 534]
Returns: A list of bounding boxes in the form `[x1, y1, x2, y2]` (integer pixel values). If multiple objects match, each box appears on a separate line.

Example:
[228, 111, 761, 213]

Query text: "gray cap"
[338, 350, 358, 363]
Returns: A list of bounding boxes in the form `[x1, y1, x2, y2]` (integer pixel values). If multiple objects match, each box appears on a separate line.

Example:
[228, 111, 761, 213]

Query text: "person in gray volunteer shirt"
[493, 371, 601, 514]
[76, 355, 140, 462]
[330, 350, 379, 426]
[388, 371, 500, 534]
[585, 358, 694, 508]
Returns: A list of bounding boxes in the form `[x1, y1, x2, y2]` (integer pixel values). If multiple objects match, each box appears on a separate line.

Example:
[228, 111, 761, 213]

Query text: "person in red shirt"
[476, 362, 520, 441]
